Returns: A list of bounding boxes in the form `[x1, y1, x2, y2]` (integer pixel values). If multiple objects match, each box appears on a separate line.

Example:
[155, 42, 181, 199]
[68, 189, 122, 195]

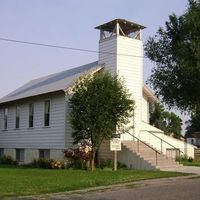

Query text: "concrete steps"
[122, 140, 182, 170]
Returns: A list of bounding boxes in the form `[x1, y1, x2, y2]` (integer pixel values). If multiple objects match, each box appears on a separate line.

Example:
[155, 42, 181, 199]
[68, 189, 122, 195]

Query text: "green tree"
[164, 112, 182, 139]
[69, 70, 134, 170]
[150, 103, 182, 139]
[149, 102, 165, 130]
[145, 0, 200, 111]
[186, 109, 200, 136]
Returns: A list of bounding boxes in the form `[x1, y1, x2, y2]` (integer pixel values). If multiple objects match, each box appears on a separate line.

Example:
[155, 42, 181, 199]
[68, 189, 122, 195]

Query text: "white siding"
[0, 91, 66, 149]
[0, 109, 3, 130]
[117, 36, 143, 139]
[99, 36, 117, 75]
[65, 97, 73, 148]
[142, 95, 149, 123]
[99, 35, 143, 140]
[139, 122, 195, 158]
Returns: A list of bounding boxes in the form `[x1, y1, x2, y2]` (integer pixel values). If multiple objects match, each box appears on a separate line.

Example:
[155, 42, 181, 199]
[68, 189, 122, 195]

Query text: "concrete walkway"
[163, 166, 200, 174]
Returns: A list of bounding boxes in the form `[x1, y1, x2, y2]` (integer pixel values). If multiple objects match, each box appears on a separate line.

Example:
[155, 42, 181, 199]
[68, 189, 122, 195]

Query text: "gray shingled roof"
[0, 61, 103, 104]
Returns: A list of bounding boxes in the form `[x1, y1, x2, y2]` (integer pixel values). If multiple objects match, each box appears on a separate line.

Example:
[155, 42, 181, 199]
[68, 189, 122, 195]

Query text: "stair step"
[122, 140, 182, 170]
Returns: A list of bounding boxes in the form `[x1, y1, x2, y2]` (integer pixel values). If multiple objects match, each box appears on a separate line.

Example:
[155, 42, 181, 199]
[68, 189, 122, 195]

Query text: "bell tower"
[95, 19, 146, 139]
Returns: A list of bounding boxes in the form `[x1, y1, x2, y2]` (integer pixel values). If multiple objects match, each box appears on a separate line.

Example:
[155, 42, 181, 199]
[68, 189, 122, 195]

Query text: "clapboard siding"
[0, 109, 3, 130]
[65, 98, 73, 148]
[118, 37, 143, 139]
[98, 36, 117, 75]
[142, 95, 149, 123]
[0, 91, 66, 149]
[98, 35, 143, 140]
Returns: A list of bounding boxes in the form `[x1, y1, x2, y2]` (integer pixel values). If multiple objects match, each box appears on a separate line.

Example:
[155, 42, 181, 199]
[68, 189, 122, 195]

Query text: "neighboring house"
[0, 19, 195, 169]
[185, 132, 200, 148]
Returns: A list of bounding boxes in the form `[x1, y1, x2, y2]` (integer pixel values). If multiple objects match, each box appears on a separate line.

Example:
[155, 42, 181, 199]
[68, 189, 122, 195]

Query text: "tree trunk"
[91, 149, 96, 171]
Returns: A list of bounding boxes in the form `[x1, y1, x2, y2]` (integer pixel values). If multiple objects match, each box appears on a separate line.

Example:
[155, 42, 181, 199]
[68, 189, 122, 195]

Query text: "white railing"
[138, 122, 196, 158]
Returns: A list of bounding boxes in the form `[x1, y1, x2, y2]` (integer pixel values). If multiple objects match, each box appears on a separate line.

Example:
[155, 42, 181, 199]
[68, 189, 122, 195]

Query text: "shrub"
[179, 155, 188, 162]
[28, 158, 67, 169]
[178, 155, 194, 163]
[188, 157, 194, 162]
[118, 162, 127, 169]
[30, 158, 53, 169]
[50, 160, 65, 169]
[64, 144, 91, 170]
[98, 159, 127, 170]
[0, 155, 18, 165]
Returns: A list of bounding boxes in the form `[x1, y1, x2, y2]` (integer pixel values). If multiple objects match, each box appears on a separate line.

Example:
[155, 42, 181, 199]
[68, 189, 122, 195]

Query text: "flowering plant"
[50, 160, 65, 169]
[64, 140, 92, 169]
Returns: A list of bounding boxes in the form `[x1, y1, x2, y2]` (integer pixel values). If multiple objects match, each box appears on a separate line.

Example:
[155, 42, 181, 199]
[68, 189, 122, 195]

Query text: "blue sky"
[0, 0, 189, 129]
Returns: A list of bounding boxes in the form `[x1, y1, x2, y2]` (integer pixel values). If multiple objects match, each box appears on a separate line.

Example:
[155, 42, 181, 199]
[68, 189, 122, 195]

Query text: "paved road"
[19, 175, 200, 200]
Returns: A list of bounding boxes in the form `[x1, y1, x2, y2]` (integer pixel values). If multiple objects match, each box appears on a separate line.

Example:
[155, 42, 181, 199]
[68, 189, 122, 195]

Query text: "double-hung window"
[16, 149, 24, 162]
[44, 100, 50, 127]
[29, 103, 34, 128]
[39, 149, 50, 159]
[15, 106, 20, 129]
[3, 108, 8, 130]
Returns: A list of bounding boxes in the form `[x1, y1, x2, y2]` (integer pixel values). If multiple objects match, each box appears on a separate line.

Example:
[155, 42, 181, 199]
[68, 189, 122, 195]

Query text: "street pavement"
[65, 176, 200, 200]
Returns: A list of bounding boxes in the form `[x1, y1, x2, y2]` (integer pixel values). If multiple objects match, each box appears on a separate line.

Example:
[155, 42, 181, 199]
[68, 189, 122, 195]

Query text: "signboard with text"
[110, 138, 121, 151]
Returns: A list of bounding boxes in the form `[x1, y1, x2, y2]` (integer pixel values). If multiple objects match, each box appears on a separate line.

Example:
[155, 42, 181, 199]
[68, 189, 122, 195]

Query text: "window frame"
[16, 149, 24, 162]
[44, 100, 50, 127]
[3, 108, 8, 130]
[15, 106, 20, 129]
[39, 149, 50, 159]
[29, 103, 34, 128]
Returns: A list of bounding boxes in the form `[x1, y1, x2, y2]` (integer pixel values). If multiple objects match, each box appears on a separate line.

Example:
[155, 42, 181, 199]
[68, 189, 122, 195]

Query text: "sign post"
[110, 134, 121, 171]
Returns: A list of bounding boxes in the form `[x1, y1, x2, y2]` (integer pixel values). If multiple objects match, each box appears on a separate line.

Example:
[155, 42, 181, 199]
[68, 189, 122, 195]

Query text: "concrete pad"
[162, 166, 200, 174]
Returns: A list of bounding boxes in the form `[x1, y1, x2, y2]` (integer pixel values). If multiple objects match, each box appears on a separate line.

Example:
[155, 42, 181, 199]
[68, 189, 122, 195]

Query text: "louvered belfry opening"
[95, 18, 146, 40]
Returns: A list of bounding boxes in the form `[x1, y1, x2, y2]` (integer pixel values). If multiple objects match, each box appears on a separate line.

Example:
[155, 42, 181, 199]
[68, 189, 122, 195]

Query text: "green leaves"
[145, 0, 200, 111]
[186, 109, 200, 136]
[69, 70, 134, 149]
[150, 103, 182, 139]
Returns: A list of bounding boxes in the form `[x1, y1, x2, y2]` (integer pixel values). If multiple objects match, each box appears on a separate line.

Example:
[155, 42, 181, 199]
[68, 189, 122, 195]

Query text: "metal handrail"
[126, 131, 160, 165]
[140, 130, 183, 162]
[140, 130, 184, 154]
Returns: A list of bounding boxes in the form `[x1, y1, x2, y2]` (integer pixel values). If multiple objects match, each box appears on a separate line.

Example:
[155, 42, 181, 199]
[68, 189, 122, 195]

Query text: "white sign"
[110, 138, 121, 151]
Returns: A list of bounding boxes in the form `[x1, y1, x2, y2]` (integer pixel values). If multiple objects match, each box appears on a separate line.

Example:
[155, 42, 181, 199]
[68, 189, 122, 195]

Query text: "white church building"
[0, 19, 195, 170]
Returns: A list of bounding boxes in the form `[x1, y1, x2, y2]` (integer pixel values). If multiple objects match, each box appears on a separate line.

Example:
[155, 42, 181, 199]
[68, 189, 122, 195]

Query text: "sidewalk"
[163, 166, 200, 174]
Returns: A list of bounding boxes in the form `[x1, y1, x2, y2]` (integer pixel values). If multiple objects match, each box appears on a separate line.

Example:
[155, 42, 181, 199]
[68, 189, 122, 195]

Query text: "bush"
[179, 155, 194, 163]
[29, 158, 53, 169]
[188, 157, 194, 162]
[179, 155, 188, 162]
[98, 159, 127, 170]
[118, 162, 127, 169]
[98, 159, 111, 169]
[64, 145, 91, 170]
[50, 160, 65, 169]
[0, 155, 18, 165]
[28, 158, 67, 169]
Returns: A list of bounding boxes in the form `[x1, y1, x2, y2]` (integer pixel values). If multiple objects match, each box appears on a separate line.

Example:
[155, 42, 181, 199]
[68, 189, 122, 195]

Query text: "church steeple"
[95, 18, 145, 40]
[96, 19, 145, 139]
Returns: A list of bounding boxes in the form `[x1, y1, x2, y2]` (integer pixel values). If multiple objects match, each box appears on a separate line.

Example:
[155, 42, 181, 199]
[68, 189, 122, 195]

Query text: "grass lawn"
[181, 161, 200, 167]
[0, 165, 188, 198]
